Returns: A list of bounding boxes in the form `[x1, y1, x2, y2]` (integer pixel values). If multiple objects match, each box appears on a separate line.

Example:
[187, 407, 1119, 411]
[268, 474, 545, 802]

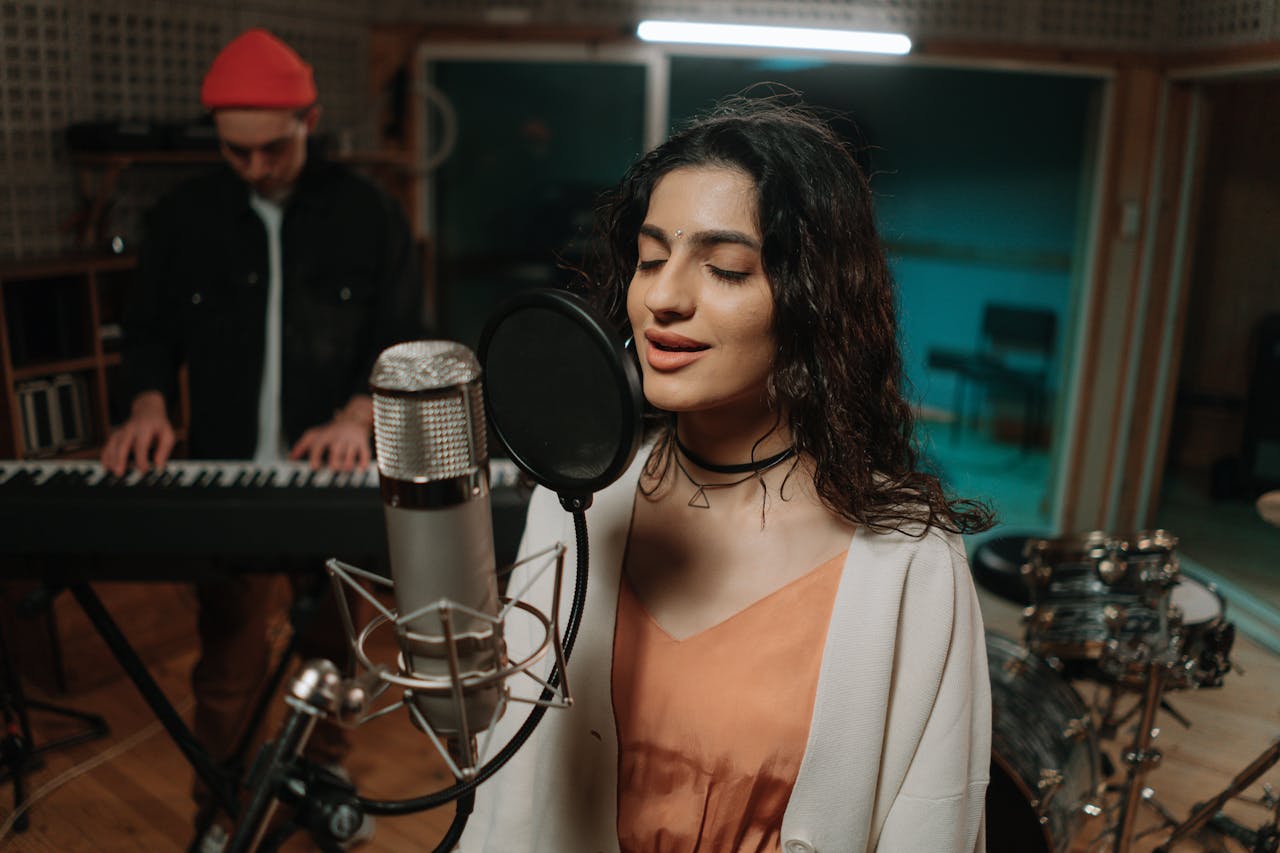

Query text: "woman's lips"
[643, 331, 710, 371]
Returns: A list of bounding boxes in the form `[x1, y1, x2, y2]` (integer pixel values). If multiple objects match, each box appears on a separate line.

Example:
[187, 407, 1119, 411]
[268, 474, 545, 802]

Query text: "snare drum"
[987, 632, 1100, 853]
[1168, 577, 1235, 688]
[1022, 531, 1179, 672]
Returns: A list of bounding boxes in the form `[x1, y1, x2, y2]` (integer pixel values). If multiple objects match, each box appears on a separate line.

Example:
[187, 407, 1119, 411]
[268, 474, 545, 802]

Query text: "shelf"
[49, 445, 104, 460]
[72, 150, 220, 167]
[1, 254, 147, 459]
[22, 425, 188, 462]
[0, 254, 137, 280]
[68, 148, 414, 249]
[70, 149, 413, 170]
[11, 354, 117, 381]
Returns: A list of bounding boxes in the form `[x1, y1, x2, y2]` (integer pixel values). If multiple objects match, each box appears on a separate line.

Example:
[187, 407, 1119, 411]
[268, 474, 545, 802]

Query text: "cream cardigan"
[462, 453, 990, 852]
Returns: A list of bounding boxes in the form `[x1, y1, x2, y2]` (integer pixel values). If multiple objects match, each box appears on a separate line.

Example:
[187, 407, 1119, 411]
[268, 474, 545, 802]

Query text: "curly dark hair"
[586, 95, 993, 536]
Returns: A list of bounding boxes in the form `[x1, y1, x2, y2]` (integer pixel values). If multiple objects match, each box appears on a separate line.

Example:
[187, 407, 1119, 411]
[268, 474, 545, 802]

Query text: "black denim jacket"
[122, 154, 424, 458]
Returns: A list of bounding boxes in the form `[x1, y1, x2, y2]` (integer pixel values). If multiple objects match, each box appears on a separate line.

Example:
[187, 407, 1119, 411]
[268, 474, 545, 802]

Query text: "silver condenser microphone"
[369, 341, 505, 756]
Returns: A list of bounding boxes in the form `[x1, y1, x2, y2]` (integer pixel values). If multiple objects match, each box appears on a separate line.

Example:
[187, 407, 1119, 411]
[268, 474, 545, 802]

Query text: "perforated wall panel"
[1176, 0, 1277, 48]
[0, 0, 371, 260]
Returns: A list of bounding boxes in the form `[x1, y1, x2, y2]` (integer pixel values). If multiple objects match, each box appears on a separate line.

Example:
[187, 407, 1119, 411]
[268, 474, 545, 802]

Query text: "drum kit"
[987, 526, 1280, 852]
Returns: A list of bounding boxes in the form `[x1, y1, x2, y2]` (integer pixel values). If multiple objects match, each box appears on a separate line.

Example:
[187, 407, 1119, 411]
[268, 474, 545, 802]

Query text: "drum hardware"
[1015, 528, 1252, 853]
[1110, 663, 1169, 853]
[1150, 739, 1280, 853]
[1064, 716, 1091, 741]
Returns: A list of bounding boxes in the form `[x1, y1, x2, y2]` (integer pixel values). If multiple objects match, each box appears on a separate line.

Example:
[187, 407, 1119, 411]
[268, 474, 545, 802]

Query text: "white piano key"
[311, 468, 335, 488]
[213, 462, 245, 486]
[31, 464, 59, 485]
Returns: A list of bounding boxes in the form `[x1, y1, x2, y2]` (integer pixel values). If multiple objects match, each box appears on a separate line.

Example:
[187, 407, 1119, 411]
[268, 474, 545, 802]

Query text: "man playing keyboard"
[100, 28, 422, 850]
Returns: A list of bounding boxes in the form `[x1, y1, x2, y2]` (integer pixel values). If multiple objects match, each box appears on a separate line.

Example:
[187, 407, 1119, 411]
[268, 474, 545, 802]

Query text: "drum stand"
[1095, 667, 1280, 852]
[1111, 663, 1168, 853]
[1150, 738, 1280, 853]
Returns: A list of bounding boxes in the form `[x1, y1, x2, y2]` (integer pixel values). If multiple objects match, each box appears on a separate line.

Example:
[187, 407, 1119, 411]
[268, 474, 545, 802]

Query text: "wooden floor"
[1, 581, 1278, 851]
[1, 581, 456, 852]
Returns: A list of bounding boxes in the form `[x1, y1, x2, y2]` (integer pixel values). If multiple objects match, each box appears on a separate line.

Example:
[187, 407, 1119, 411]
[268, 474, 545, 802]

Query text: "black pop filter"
[478, 289, 644, 510]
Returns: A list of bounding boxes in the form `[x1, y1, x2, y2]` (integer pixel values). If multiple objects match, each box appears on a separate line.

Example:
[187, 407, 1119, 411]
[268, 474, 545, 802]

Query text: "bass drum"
[987, 632, 1100, 853]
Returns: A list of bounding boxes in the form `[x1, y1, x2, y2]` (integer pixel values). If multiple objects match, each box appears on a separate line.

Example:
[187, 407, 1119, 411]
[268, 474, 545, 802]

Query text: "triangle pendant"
[688, 487, 711, 509]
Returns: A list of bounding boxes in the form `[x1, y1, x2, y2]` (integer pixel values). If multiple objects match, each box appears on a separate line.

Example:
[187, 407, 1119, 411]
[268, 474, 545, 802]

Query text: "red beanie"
[200, 29, 317, 110]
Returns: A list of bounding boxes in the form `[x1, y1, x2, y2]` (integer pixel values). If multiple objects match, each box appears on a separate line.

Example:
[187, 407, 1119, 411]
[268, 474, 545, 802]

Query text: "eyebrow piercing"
[674, 229, 684, 238]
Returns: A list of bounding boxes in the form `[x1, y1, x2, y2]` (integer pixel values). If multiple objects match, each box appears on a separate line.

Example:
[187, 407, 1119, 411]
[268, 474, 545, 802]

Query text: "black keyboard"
[0, 459, 529, 574]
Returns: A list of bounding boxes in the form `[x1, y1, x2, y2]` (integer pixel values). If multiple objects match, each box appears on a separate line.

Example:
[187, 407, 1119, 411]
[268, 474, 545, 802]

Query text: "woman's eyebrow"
[689, 229, 761, 251]
[638, 223, 670, 247]
[638, 223, 760, 251]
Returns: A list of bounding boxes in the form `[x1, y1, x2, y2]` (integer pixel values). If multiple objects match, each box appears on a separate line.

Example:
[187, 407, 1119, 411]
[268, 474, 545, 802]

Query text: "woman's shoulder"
[858, 520, 966, 568]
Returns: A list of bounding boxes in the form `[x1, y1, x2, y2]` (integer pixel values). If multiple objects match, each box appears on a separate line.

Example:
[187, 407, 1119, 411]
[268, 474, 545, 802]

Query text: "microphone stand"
[227, 661, 368, 852]
[227, 507, 589, 852]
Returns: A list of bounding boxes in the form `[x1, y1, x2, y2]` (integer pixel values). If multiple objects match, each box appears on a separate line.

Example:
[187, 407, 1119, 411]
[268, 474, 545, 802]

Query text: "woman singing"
[464, 96, 995, 852]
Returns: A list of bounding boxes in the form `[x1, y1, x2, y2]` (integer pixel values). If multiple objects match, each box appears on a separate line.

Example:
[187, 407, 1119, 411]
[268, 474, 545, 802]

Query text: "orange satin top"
[612, 551, 847, 853]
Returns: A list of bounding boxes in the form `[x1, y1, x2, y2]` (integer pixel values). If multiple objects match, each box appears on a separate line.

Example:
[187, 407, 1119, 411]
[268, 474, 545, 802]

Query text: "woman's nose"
[643, 256, 696, 320]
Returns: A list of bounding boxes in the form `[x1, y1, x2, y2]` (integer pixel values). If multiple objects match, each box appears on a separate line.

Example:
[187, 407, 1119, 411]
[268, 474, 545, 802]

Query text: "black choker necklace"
[675, 435, 794, 474]
[672, 435, 796, 509]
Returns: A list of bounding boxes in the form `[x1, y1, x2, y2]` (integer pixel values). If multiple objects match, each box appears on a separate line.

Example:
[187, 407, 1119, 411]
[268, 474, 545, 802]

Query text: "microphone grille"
[370, 341, 487, 482]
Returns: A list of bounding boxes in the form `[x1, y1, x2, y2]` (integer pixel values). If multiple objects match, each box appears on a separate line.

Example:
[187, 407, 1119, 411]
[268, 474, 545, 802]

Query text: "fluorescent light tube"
[636, 20, 912, 55]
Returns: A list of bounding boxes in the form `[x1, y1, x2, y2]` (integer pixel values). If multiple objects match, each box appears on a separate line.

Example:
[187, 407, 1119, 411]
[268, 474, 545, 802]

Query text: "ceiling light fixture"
[636, 20, 912, 56]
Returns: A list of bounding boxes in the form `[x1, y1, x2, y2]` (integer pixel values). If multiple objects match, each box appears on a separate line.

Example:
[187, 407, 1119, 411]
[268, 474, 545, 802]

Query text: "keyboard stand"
[62, 579, 243, 821]
[30, 565, 333, 851]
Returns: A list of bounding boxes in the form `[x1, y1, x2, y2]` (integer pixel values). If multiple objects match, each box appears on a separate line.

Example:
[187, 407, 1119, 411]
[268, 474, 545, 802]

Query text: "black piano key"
[5, 469, 35, 487]
[261, 470, 276, 487]
[43, 471, 70, 488]
[207, 471, 222, 487]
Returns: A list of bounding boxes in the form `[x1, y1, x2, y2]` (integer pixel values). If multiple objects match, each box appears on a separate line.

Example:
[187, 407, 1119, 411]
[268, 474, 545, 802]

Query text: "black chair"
[927, 303, 1057, 448]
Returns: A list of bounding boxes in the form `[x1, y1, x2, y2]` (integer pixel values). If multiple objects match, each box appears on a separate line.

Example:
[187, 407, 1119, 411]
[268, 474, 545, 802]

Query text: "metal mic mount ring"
[349, 598, 560, 696]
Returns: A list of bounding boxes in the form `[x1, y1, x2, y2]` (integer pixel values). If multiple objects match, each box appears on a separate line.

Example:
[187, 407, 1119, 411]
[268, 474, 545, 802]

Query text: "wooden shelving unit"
[0, 253, 141, 459]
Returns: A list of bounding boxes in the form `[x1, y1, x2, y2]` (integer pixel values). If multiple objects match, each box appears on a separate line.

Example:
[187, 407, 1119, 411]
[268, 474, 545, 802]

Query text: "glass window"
[428, 60, 646, 348]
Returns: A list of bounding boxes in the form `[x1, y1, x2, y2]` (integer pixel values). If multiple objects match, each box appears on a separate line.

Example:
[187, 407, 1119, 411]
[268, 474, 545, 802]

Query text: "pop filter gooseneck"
[477, 288, 644, 510]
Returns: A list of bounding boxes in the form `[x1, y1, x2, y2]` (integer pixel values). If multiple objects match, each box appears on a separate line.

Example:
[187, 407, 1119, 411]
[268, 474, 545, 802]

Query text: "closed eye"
[708, 266, 750, 283]
[636, 259, 666, 272]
